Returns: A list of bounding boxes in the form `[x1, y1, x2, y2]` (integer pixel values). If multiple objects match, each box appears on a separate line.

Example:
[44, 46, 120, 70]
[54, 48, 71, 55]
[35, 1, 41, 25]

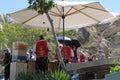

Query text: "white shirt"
[27, 51, 36, 61]
[97, 53, 105, 60]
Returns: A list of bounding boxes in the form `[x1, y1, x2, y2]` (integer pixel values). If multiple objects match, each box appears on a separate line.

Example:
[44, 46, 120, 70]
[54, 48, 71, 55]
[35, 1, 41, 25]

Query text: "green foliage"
[16, 72, 33, 80]
[57, 30, 77, 39]
[51, 69, 70, 80]
[16, 70, 70, 80]
[0, 23, 77, 52]
[110, 65, 120, 73]
[0, 31, 7, 46]
[28, 0, 55, 14]
[0, 64, 4, 73]
[0, 23, 50, 49]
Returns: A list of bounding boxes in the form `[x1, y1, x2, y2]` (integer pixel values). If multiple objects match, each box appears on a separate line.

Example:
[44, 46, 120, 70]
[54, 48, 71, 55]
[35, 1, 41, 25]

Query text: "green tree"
[1, 23, 42, 49]
[0, 30, 7, 49]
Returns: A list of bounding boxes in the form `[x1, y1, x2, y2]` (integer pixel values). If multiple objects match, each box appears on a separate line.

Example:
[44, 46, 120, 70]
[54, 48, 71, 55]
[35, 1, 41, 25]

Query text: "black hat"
[39, 35, 44, 40]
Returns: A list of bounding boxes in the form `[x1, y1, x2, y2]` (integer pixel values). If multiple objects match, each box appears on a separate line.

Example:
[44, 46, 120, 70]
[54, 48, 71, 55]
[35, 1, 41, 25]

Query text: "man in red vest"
[35, 35, 51, 73]
[61, 45, 74, 64]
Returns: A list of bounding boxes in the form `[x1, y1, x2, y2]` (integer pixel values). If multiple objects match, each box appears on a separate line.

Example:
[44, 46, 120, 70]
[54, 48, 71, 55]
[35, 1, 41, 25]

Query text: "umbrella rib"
[22, 14, 40, 24]
[83, 5, 109, 12]
[81, 4, 110, 21]
[73, 7, 100, 22]
[64, 7, 73, 16]
[56, 6, 62, 15]
[65, 7, 86, 16]
[49, 12, 62, 17]
[49, 6, 62, 17]
[64, 4, 110, 22]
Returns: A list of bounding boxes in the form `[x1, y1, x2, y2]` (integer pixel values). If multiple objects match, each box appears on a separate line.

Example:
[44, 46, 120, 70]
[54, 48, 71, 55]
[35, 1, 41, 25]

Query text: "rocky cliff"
[76, 15, 120, 57]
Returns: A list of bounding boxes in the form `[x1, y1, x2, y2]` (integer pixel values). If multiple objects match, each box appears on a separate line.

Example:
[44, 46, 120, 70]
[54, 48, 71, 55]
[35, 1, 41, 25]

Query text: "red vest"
[36, 40, 48, 57]
[61, 46, 71, 60]
[80, 53, 85, 62]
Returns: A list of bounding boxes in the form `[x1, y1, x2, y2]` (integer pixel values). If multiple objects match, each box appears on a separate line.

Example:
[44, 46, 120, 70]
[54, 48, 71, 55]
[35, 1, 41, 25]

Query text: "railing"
[66, 57, 120, 74]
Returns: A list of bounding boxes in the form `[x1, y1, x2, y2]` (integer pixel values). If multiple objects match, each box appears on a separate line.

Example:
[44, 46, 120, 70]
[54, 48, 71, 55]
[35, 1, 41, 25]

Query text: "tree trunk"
[45, 13, 66, 71]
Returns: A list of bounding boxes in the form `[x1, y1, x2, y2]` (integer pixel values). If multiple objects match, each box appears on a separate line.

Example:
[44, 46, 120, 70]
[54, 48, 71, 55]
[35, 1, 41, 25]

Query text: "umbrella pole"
[62, 1, 67, 69]
[45, 13, 67, 71]
[62, 6, 66, 58]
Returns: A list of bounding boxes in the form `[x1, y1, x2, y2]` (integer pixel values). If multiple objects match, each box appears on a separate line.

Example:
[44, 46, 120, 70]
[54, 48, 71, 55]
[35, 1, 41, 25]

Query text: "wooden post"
[27, 60, 36, 74]
[10, 62, 27, 80]
[10, 41, 27, 80]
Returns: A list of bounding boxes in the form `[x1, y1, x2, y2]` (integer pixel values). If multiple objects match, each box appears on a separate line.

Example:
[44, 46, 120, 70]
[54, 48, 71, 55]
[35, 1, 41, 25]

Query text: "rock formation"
[76, 15, 120, 57]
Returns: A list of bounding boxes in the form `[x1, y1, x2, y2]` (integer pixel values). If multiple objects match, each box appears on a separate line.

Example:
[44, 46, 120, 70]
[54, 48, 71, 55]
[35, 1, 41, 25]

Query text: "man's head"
[3, 48, 11, 53]
[29, 49, 33, 55]
[3, 49, 9, 54]
[39, 35, 44, 40]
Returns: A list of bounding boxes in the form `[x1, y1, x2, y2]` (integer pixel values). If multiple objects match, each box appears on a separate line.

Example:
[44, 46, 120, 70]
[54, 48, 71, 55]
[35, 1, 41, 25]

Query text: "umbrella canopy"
[8, 1, 113, 31]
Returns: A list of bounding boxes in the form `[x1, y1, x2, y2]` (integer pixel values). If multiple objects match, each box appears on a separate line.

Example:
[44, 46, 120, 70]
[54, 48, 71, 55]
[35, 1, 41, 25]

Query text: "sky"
[0, 0, 120, 15]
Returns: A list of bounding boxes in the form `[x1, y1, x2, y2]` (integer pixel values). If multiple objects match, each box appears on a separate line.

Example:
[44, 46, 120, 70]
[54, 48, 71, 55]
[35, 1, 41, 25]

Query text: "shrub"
[110, 65, 120, 73]
[16, 70, 70, 80]
[51, 69, 70, 80]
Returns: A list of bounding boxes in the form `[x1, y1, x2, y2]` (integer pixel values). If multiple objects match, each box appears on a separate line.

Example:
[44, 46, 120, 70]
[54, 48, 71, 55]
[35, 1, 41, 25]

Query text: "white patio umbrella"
[8, 1, 113, 31]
